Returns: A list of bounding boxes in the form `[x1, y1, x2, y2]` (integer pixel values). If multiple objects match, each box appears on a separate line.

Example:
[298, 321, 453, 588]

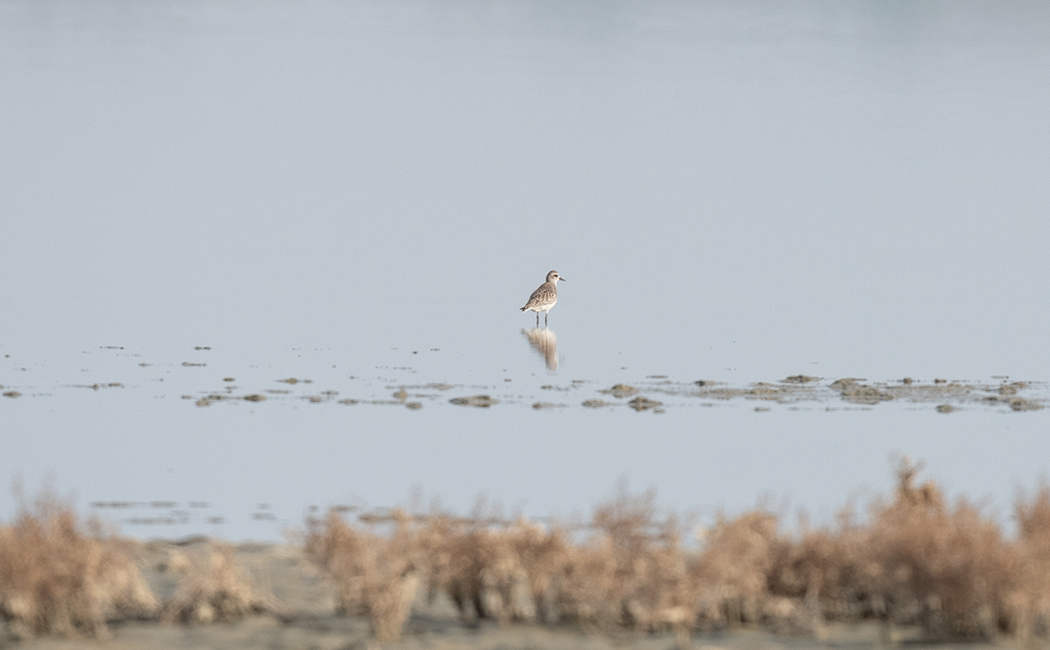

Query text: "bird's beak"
[560, 277, 566, 282]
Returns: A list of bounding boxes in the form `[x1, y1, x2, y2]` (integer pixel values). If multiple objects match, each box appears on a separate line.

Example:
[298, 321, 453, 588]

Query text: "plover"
[520, 270, 565, 326]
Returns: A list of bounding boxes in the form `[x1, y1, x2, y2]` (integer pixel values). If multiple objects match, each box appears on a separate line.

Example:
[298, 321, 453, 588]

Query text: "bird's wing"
[524, 283, 556, 308]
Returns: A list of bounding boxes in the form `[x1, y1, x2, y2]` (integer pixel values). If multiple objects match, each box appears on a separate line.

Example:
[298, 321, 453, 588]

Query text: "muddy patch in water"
[2, 347, 1045, 414]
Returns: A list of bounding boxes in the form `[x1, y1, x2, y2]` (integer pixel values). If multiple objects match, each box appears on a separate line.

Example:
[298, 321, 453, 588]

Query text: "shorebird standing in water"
[520, 270, 565, 327]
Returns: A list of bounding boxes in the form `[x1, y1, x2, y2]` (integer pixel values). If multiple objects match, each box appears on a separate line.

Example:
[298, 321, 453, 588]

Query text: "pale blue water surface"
[2, 0, 1050, 539]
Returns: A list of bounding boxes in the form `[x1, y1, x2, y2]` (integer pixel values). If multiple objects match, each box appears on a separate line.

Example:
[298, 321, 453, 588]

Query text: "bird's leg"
[535, 312, 539, 327]
[544, 312, 548, 327]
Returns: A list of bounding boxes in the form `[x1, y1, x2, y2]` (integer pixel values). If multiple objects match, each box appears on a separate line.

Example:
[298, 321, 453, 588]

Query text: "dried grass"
[302, 464, 1050, 644]
[306, 508, 421, 642]
[160, 543, 274, 624]
[9, 460, 1050, 646]
[0, 487, 157, 639]
[563, 486, 696, 637]
[693, 509, 783, 628]
[1007, 481, 1050, 642]
[862, 458, 1010, 638]
[508, 517, 570, 624]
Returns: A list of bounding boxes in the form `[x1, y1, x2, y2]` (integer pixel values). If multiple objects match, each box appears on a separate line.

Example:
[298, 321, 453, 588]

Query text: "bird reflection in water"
[522, 327, 558, 370]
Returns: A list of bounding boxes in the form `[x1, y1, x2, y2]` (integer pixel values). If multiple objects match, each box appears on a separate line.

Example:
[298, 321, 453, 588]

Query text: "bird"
[520, 270, 565, 327]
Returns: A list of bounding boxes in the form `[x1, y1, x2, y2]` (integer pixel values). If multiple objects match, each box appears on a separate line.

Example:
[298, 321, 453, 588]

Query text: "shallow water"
[2, 0, 1050, 540]
[2, 343, 1047, 540]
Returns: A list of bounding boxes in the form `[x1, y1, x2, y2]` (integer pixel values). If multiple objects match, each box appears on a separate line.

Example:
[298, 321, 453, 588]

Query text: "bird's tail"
[519, 306, 526, 311]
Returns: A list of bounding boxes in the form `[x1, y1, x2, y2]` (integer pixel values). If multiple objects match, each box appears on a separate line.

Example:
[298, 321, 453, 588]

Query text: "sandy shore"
[2, 621, 945, 650]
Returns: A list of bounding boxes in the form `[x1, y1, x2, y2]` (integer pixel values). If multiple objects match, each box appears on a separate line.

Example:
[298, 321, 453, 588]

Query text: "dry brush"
[306, 461, 1050, 643]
